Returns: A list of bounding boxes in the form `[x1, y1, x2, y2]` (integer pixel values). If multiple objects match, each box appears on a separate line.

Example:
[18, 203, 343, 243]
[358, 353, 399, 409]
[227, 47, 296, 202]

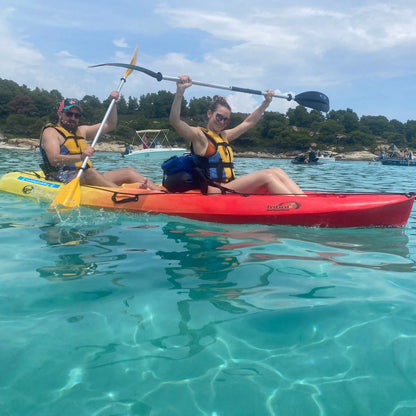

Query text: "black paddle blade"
[294, 91, 330, 112]
[89, 63, 164, 81]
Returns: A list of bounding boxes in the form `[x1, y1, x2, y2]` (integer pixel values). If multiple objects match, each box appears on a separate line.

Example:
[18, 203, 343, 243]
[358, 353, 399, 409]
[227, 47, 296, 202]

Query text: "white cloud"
[113, 38, 129, 48]
[55, 51, 90, 69]
[0, 8, 45, 76]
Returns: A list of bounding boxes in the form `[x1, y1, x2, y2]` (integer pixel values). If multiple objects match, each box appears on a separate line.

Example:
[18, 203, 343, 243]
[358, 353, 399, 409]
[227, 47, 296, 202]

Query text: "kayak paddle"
[89, 62, 330, 112]
[49, 46, 138, 210]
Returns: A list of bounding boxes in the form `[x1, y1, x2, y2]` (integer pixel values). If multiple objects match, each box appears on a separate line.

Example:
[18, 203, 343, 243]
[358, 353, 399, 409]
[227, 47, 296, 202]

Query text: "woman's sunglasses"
[215, 113, 230, 123]
[64, 111, 82, 119]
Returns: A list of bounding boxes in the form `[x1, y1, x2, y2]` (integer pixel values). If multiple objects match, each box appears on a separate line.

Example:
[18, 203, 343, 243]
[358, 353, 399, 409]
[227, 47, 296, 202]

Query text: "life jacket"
[161, 128, 236, 194]
[196, 127, 235, 183]
[39, 123, 92, 178]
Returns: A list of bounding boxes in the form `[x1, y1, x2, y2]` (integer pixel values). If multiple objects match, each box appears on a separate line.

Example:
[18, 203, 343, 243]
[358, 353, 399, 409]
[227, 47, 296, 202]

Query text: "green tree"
[287, 106, 311, 128]
[327, 109, 359, 133]
[360, 115, 389, 136]
[405, 121, 416, 147]
[347, 130, 376, 148]
[127, 96, 139, 112]
[116, 96, 129, 115]
[81, 95, 102, 122]
[317, 119, 345, 144]
[139, 91, 175, 119]
[188, 96, 211, 121]
[8, 95, 35, 115]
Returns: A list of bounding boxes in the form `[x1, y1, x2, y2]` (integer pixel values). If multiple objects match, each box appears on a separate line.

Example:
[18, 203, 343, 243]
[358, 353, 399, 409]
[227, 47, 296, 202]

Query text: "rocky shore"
[0, 137, 125, 154]
[0, 137, 379, 161]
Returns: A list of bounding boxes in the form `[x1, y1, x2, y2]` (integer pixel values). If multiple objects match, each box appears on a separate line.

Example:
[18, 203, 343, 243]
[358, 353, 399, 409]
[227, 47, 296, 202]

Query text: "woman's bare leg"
[208, 168, 303, 195]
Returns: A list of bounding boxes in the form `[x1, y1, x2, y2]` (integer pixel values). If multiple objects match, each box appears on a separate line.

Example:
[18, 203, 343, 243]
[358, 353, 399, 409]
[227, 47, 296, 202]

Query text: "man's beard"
[60, 119, 78, 133]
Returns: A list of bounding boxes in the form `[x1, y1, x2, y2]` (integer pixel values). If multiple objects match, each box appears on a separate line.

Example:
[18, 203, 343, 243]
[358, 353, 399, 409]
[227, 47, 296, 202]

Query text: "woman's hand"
[263, 89, 274, 106]
[176, 75, 193, 93]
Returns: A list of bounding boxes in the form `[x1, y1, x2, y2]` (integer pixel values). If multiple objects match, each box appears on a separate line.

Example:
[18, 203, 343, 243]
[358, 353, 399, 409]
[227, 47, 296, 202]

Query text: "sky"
[1, 0, 415, 122]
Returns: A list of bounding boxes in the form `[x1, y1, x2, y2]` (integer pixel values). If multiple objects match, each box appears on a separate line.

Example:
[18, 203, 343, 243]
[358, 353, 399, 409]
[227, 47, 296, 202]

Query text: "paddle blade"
[124, 46, 138, 78]
[294, 91, 330, 112]
[49, 177, 81, 209]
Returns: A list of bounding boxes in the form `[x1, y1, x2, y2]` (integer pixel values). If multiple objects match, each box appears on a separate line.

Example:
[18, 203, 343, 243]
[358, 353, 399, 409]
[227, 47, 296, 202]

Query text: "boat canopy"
[132, 129, 172, 149]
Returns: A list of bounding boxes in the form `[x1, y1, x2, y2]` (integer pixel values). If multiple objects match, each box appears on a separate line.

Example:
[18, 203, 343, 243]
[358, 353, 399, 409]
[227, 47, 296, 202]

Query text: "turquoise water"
[1, 149, 416, 416]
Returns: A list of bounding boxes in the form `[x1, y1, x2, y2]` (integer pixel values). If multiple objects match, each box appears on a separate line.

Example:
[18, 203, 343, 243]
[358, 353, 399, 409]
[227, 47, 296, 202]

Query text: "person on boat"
[169, 75, 304, 195]
[305, 147, 318, 163]
[142, 134, 150, 149]
[39, 92, 161, 190]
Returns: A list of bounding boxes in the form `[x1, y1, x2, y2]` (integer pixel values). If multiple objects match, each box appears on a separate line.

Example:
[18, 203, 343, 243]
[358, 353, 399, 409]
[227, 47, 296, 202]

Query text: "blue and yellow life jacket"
[196, 127, 235, 183]
[39, 123, 92, 178]
[161, 127, 236, 194]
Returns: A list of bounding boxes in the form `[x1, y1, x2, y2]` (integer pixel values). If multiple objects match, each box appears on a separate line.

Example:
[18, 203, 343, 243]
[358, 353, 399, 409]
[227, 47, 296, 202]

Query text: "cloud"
[55, 50, 91, 70]
[155, 3, 416, 77]
[113, 38, 129, 48]
[0, 8, 45, 76]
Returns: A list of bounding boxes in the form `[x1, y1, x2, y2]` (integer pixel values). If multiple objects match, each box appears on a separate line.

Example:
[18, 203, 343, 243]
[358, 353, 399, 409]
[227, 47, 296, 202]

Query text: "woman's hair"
[209, 95, 231, 112]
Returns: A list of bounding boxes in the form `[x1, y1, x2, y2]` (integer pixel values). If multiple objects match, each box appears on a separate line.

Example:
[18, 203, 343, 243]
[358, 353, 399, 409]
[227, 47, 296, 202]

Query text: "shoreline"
[0, 138, 379, 161]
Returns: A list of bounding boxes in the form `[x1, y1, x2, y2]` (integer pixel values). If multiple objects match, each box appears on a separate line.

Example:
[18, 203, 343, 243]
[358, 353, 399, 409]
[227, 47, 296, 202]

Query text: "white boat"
[317, 154, 336, 163]
[122, 129, 187, 160]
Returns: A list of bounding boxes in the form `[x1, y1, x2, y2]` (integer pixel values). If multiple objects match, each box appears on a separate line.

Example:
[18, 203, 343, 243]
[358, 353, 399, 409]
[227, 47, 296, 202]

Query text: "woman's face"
[207, 105, 231, 132]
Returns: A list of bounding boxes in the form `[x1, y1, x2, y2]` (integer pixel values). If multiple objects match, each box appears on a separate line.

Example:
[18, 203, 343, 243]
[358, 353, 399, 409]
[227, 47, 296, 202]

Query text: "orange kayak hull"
[0, 171, 413, 228]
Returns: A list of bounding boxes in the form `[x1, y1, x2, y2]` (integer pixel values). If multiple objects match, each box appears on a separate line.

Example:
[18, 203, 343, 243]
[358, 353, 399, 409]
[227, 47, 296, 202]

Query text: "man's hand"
[81, 145, 95, 160]
[109, 91, 119, 102]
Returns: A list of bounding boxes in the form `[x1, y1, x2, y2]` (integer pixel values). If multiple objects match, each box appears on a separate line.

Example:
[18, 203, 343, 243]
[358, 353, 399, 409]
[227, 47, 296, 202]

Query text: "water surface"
[1, 149, 416, 416]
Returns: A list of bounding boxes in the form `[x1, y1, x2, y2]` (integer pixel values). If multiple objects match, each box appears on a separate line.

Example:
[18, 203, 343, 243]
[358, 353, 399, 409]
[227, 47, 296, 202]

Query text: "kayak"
[0, 171, 414, 228]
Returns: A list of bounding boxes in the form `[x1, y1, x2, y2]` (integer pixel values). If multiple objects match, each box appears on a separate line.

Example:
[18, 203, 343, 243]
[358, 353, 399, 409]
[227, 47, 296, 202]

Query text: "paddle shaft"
[76, 77, 126, 178]
[162, 76, 292, 100]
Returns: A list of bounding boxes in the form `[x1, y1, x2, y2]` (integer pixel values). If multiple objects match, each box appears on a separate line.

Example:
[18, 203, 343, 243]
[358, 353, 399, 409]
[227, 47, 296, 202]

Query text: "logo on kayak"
[267, 201, 301, 211]
[22, 185, 34, 194]
[17, 176, 61, 189]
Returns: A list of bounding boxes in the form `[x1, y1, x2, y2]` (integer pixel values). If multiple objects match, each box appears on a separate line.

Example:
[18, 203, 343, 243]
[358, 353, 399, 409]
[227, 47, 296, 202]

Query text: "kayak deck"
[0, 171, 414, 228]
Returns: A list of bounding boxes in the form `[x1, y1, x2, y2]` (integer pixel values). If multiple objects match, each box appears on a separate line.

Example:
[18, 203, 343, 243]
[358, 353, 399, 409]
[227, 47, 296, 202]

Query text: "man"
[40, 91, 161, 190]
[305, 146, 318, 163]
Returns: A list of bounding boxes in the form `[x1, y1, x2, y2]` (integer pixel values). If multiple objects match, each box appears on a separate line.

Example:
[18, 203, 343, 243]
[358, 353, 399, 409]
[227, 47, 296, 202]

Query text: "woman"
[169, 75, 304, 195]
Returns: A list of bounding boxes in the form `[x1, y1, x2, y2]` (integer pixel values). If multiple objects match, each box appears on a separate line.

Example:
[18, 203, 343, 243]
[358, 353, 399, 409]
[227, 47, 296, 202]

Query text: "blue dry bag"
[161, 154, 201, 193]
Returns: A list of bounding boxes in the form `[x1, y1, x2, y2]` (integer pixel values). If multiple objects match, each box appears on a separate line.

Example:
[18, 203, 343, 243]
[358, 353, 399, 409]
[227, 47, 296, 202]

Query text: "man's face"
[59, 108, 82, 133]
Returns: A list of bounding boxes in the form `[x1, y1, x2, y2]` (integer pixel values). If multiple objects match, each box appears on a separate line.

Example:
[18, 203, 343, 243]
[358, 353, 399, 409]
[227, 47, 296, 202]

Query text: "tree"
[139, 91, 176, 119]
[8, 95, 35, 115]
[360, 115, 389, 136]
[115, 96, 128, 115]
[128, 96, 139, 112]
[317, 119, 345, 145]
[327, 109, 359, 133]
[388, 119, 405, 135]
[347, 130, 376, 148]
[287, 106, 311, 128]
[81, 95, 102, 122]
[188, 96, 211, 120]
[405, 121, 416, 147]
[0, 79, 24, 117]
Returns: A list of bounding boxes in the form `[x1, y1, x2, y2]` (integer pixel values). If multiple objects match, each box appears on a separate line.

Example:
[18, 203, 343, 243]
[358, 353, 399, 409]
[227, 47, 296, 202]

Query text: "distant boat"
[121, 129, 187, 160]
[317, 154, 336, 163]
[375, 145, 416, 166]
[380, 157, 416, 166]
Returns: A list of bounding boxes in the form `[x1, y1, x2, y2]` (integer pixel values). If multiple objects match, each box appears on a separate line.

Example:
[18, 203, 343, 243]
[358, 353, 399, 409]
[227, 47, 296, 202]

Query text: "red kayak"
[0, 171, 414, 228]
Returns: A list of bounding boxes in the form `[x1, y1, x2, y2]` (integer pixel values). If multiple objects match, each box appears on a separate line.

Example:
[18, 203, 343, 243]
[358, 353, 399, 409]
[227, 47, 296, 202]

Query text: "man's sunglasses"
[64, 111, 82, 119]
[215, 113, 230, 123]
